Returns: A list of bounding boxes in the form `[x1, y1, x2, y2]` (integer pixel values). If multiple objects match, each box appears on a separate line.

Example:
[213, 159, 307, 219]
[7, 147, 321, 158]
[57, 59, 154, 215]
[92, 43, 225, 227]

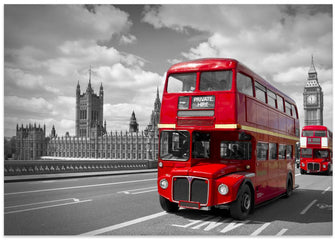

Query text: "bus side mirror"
[239, 132, 252, 141]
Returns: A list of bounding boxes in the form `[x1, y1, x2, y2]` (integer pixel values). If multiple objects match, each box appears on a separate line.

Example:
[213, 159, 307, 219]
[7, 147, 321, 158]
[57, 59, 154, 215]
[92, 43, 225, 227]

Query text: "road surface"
[4, 169, 332, 235]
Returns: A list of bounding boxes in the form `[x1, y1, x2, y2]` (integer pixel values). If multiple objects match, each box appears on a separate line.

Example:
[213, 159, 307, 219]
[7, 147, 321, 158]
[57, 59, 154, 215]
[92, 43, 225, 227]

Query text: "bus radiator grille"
[307, 162, 320, 171]
[173, 177, 208, 204]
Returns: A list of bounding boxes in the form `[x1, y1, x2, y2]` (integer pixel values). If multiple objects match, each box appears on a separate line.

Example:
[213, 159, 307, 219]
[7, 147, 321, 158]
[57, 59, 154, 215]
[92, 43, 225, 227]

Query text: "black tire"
[300, 168, 305, 174]
[159, 195, 179, 212]
[325, 167, 331, 176]
[230, 184, 252, 220]
[285, 175, 293, 198]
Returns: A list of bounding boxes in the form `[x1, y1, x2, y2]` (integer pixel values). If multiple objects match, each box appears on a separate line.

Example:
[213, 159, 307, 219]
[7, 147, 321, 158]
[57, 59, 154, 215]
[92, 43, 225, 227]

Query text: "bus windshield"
[200, 70, 232, 91]
[302, 131, 314, 137]
[160, 131, 190, 160]
[301, 148, 312, 158]
[167, 70, 232, 93]
[167, 73, 197, 93]
[314, 150, 329, 158]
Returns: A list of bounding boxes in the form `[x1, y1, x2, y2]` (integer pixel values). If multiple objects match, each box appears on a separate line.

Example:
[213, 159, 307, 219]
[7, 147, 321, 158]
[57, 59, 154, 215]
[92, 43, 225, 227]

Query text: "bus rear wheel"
[159, 195, 179, 212]
[230, 184, 252, 220]
[285, 175, 293, 198]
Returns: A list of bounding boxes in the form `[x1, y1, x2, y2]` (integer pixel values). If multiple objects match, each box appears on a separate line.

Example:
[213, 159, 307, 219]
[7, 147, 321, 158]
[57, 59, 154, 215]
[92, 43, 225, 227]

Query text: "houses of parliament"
[15, 69, 160, 161]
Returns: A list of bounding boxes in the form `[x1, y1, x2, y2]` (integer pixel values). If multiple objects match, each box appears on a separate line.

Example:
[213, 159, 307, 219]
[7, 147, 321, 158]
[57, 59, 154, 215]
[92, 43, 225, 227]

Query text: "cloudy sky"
[3, 4, 333, 137]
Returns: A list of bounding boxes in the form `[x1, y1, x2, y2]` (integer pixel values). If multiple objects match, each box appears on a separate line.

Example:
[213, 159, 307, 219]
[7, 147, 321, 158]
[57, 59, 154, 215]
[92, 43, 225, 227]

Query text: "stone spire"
[129, 111, 139, 133]
[306, 55, 320, 88]
[86, 65, 93, 93]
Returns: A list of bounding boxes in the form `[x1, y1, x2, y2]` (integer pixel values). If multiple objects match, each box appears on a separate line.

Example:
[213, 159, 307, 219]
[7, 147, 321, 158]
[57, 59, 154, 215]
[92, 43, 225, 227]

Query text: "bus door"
[268, 143, 280, 194]
[255, 142, 269, 203]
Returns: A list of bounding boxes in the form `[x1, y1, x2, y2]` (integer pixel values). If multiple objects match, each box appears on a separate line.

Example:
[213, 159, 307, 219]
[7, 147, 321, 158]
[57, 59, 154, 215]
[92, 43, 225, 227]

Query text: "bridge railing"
[4, 159, 157, 176]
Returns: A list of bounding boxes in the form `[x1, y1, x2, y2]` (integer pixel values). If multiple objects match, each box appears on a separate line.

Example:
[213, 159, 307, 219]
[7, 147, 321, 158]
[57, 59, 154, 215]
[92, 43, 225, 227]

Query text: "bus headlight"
[323, 164, 327, 169]
[301, 163, 305, 167]
[159, 179, 168, 189]
[218, 184, 229, 195]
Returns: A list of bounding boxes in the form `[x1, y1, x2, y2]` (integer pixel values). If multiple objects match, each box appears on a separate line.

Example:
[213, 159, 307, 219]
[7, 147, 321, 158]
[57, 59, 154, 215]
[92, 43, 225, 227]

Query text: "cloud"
[120, 34, 137, 45]
[143, 4, 333, 130]
[4, 5, 132, 51]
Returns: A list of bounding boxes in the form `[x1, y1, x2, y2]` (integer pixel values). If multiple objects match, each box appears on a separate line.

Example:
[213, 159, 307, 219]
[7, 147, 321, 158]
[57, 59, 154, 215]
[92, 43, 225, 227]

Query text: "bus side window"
[292, 105, 298, 119]
[277, 96, 284, 112]
[255, 82, 266, 103]
[286, 145, 293, 159]
[257, 142, 268, 160]
[285, 101, 292, 116]
[236, 72, 253, 97]
[269, 143, 277, 160]
[278, 144, 286, 159]
[267, 90, 277, 108]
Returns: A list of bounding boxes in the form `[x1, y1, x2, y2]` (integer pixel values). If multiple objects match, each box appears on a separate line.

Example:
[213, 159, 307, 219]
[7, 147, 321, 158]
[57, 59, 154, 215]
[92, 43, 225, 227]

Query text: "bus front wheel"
[230, 184, 252, 220]
[159, 195, 179, 212]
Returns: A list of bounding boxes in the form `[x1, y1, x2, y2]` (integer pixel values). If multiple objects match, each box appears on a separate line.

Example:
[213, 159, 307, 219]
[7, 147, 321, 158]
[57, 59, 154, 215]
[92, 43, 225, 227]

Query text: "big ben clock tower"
[303, 56, 323, 126]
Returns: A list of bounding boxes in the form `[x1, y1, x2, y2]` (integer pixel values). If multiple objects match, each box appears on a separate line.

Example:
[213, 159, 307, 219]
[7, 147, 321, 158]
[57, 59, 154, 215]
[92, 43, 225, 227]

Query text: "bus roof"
[302, 125, 330, 132]
[167, 58, 296, 105]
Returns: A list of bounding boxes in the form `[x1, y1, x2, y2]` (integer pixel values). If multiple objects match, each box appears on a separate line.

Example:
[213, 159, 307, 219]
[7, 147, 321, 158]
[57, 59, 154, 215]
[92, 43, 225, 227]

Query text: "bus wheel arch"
[230, 181, 254, 220]
[159, 195, 179, 212]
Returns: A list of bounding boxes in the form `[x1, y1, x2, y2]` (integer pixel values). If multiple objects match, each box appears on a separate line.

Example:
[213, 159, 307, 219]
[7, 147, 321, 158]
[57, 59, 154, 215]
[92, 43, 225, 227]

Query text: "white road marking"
[117, 186, 156, 195]
[132, 189, 157, 195]
[80, 211, 167, 235]
[276, 228, 288, 236]
[172, 216, 214, 228]
[250, 222, 271, 236]
[191, 217, 223, 230]
[4, 198, 92, 214]
[322, 186, 331, 194]
[5, 178, 156, 196]
[300, 199, 318, 215]
[295, 173, 301, 176]
[5, 198, 77, 209]
[220, 220, 250, 233]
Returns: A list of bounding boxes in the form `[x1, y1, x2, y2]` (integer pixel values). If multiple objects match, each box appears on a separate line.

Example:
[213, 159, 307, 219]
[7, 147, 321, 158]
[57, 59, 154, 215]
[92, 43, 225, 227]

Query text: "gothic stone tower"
[129, 111, 139, 133]
[75, 68, 104, 138]
[145, 87, 161, 136]
[16, 123, 47, 160]
[303, 56, 324, 126]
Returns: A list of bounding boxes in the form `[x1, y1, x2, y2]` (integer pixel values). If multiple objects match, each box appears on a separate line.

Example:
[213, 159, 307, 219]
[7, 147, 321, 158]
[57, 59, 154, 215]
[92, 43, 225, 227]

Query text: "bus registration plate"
[179, 201, 201, 209]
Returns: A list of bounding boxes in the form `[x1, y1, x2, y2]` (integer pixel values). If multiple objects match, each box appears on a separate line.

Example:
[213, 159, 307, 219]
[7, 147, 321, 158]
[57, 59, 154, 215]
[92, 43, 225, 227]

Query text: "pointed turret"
[154, 87, 161, 111]
[76, 81, 81, 95]
[308, 55, 317, 74]
[129, 111, 139, 133]
[306, 55, 320, 88]
[86, 66, 93, 93]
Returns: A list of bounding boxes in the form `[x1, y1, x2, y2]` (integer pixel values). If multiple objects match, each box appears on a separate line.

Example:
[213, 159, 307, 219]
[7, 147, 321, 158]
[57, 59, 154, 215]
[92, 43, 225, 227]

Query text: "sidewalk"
[4, 169, 158, 182]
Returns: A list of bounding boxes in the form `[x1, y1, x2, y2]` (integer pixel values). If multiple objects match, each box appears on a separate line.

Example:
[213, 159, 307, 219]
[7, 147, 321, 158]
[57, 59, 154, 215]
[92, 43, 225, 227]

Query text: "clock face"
[307, 95, 317, 104]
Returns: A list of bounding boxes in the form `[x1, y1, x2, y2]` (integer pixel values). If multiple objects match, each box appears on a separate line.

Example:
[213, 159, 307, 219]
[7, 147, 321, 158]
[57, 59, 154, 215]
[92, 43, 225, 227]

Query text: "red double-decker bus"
[157, 58, 300, 219]
[300, 125, 333, 175]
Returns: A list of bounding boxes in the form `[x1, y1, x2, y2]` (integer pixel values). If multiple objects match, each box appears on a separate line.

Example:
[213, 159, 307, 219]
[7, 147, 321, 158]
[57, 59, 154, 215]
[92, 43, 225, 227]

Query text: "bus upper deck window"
[167, 73, 197, 93]
[302, 131, 314, 137]
[200, 70, 232, 91]
[315, 131, 326, 137]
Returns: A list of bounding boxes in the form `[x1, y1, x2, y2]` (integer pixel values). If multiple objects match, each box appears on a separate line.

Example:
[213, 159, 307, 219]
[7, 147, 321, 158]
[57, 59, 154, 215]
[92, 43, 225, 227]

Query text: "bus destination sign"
[192, 96, 215, 109]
